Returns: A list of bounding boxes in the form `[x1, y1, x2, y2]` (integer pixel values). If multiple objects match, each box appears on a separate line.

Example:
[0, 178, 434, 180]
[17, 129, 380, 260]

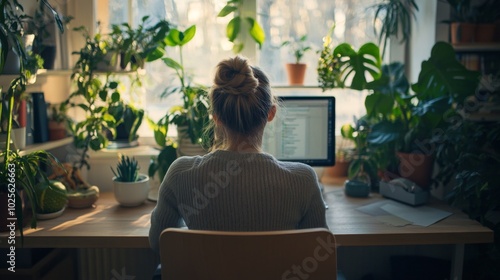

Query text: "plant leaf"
[162, 57, 183, 71]
[365, 92, 394, 117]
[246, 17, 265, 48]
[227, 16, 241, 42]
[411, 42, 481, 105]
[179, 25, 196, 46]
[333, 42, 382, 90]
[218, 5, 238, 17]
[367, 120, 403, 145]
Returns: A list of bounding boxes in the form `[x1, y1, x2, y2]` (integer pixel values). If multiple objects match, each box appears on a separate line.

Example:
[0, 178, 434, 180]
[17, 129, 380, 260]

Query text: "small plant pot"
[344, 179, 370, 198]
[36, 207, 65, 220]
[96, 52, 121, 71]
[67, 186, 100, 209]
[48, 121, 67, 141]
[475, 24, 496, 43]
[113, 174, 149, 207]
[177, 126, 208, 156]
[396, 152, 434, 189]
[324, 160, 350, 178]
[285, 63, 307, 85]
[450, 22, 476, 44]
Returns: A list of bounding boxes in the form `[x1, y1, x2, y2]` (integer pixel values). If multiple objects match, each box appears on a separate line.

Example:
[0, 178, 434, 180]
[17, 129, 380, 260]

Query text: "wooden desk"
[0, 187, 494, 279]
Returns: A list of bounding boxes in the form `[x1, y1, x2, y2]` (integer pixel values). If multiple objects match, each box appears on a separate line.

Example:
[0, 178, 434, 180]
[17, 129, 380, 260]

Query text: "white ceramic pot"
[12, 127, 26, 150]
[113, 174, 150, 207]
[0, 127, 26, 150]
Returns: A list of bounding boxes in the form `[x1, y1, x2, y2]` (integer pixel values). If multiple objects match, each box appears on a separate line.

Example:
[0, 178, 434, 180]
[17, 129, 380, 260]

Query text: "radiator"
[77, 248, 159, 280]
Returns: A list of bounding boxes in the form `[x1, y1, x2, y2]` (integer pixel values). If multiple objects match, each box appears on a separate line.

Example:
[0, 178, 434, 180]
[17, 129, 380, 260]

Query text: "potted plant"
[162, 25, 212, 156]
[47, 102, 68, 141]
[365, 43, 480, 188]
[147, 114, 177, 201]
[106, 101, 144, 149]
[34, 180, 67, 220]
[282, 35, 312, 85]
[440, 0, 476, 43]
[340, 117, 379, 196]
[27, 0, 73, 69]
[0, 150, 63, 237]
[111, 154, 149, 206]
[61, 26, 124, 207]
[110, 16, 171, 71]
[370, 0, 418, 58]
[471, 0, 500, 42]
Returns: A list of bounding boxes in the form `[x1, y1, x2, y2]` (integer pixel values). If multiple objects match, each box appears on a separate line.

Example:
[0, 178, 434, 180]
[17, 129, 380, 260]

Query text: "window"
[100, 0, 385, 137]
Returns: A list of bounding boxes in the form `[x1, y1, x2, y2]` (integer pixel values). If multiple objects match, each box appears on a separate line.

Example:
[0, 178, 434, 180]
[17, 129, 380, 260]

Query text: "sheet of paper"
[381, 203, 452, 227]
[356, 200, 404, 216]
[376, 215, 412, 227]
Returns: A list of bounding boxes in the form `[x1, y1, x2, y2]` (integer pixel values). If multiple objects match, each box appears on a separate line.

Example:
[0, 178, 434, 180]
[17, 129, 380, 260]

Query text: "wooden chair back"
[159, 228, 337, 280]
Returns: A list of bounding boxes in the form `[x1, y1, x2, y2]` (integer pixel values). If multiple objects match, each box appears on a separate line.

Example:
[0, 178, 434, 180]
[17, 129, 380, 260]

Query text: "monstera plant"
[318, 42, 382, 91]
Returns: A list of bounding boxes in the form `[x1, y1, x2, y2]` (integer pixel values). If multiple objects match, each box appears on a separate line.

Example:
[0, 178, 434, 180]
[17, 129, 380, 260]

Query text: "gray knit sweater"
[149, 149, 328, 252]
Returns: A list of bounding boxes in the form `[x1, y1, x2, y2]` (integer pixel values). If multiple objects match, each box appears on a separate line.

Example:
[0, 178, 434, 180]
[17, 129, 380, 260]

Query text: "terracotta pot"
[475, 24, 496, 43]
[396, 152, 434, 189]
[450, 22, 476, 44]
[285, 63, 307, 85]
[49, 121, 67, 141]
[324, 160, 350, 178]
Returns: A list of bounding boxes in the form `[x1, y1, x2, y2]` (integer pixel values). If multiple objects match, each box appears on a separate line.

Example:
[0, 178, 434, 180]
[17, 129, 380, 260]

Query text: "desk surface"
[0, 186, 493, 248]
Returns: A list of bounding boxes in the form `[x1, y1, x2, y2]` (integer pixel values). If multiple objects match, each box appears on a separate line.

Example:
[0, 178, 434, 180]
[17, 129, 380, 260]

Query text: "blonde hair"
[208, 56, 275, 150]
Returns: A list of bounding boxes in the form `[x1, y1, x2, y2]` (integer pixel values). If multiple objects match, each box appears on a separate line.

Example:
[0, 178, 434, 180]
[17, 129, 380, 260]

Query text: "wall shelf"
[452, 43, 500, 52]
[20, 137, 73, 155]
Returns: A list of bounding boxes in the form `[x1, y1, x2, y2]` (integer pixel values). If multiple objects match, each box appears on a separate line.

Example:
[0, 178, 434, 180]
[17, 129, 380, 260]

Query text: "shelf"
[272, 85, 321, 89]
[94, 68, 146, 75]
[37, 69, 73, 76]
[452, 43, 500, 52]
[20, 137, 73, 155]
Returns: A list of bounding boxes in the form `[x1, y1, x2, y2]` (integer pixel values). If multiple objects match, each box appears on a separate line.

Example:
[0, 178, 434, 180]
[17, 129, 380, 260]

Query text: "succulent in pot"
[111, 154, 149, 207]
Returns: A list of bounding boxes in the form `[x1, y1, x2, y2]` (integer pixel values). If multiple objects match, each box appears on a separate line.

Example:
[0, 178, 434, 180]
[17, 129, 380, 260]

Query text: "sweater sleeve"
[297, 168, 329, 230]
[148, 159, 186, 253]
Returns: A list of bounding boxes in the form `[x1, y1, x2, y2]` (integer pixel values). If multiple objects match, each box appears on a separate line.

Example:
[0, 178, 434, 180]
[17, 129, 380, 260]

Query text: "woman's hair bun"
[213, 56, 258, 95]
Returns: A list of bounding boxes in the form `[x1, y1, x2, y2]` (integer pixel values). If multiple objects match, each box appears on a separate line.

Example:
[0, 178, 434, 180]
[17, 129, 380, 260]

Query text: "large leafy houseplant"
[64, 26, 123, 171]
[161, 25, 211, 148]
[319, 41, 480, 187]
[366, 43, 479, 185]
[430, 44, 498, 278]
[0, 0, 64, 239]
